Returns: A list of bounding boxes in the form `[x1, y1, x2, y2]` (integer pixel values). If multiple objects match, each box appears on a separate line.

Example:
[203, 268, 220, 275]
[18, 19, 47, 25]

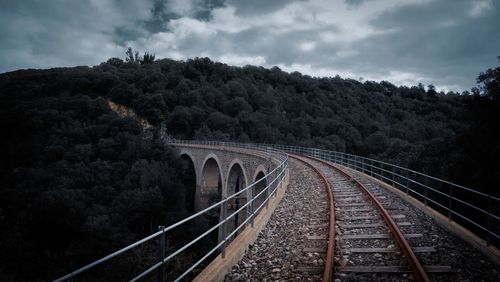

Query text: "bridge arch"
[225, 159, 249, 236]
[253, 165, 267, 210]
[199, 154, 223, 211]
[252, 165, 267, 183]
[225, 159, 249, 197]
[179, 153, 197, 214]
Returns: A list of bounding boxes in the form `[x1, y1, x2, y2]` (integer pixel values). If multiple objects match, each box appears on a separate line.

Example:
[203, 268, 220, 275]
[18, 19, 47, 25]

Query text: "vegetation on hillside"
[0, 54, 498, 280]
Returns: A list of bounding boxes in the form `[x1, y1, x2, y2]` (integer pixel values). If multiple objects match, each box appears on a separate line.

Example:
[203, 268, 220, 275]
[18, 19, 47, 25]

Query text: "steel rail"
[289, 154, 335, 282]
[324, 159, 430, 282]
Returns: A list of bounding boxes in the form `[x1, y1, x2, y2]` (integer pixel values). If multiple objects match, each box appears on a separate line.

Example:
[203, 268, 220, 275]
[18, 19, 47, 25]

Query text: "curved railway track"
[291, 154, 431, 282]
[289, 154, 336, 282]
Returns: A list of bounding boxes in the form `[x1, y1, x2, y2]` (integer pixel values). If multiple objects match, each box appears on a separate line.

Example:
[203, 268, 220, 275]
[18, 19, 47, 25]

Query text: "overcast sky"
[1, 0, 498, 92]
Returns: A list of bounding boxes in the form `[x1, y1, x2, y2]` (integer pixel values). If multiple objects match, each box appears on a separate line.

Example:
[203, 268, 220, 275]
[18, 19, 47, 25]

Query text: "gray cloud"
[1, 0, 499, 92]
[344, 0, 375, 8]
[0, 0, 154, 70]
[226, 0, 305, 16]
[362, 0, 500, 89]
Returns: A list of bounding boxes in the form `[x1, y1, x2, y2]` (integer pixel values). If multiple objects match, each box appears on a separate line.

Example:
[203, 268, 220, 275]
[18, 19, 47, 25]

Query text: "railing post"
[391, 166, 395, 187]
[251, 184, 255, 228]
[487, 197, 492, 246]
[265, 178, 270, 209]
[448, 185, 453, 222]
[158, 225, 165, 282]
[379, 162, 383, 180]
[221, 197, 228, 258]
[424, 177, 428, 206]
[406, 171, 410, 196]
[273, 176, 278, 197]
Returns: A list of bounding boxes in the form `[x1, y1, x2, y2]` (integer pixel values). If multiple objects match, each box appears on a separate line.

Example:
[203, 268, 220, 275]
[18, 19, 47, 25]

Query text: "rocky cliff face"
[108, 100, 153, 129]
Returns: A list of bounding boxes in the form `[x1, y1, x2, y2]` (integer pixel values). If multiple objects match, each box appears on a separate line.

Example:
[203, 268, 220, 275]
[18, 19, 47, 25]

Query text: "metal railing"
[266, 143, 500, 248]
[161, 140, 499, 247]
[55, 141, 289, 282]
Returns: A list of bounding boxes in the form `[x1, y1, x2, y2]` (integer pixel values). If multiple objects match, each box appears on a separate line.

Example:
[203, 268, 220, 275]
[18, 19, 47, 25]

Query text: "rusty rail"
[289, 154, 335, 282]
[310, 156, 430, 282]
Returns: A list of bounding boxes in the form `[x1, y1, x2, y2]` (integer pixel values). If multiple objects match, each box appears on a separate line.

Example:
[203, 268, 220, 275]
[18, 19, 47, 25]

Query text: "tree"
[125, 47, 154, 64]
[447, 57, 500, 195]
[125, 47, 138, 63]
[474, 56, 500, 99]
[106, 57, 124, 67]
[223, 97, 253, 117]
[427, 84, 436, 97]
[141, 52, 156, 64]
[364, 131, 389, 155]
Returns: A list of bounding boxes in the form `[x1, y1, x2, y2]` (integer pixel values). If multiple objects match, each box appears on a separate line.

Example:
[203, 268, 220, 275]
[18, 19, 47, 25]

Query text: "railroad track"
[289, 155, 335, 282]
[291, 154, 453, 282]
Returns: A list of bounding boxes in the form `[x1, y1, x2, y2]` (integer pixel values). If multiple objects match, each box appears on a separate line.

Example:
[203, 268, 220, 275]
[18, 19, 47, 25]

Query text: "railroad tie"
[340, 233, 423, 239]
[336, 265, 453, 273]
[339, 222, 412, 228]
[342, 246, 435, 253]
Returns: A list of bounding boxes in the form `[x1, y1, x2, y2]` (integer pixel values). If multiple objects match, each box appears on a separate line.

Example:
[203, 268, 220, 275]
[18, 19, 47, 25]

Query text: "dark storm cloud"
[362, 0, 500, 89]
[0, 0, 154, 70]
[140, 0, 180, 35]
[192, 0, 226, 20]
[110, 0, 226, 45]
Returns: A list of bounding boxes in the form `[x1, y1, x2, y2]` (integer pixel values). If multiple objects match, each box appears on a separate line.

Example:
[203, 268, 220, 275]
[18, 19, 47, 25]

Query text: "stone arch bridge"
[174, 143, 285, 242]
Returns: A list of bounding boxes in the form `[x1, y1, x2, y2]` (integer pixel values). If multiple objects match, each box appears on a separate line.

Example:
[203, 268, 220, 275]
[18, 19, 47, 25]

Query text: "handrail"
[54, 141, 289, 281]
[263, 143, 499, 248]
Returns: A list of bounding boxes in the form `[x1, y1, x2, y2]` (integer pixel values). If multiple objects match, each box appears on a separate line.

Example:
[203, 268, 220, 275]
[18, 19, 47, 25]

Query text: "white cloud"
[299, 42, 316, 51]
[218, 54, 266, 66]
[276, 63, 357, 78]
[210, 6, 251, 33]
[469, 0, 493, 17]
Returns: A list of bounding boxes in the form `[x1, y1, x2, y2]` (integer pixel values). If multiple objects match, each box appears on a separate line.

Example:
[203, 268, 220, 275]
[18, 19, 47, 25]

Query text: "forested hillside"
[0, 68, 195, 280]
[0, 56, 498, 280]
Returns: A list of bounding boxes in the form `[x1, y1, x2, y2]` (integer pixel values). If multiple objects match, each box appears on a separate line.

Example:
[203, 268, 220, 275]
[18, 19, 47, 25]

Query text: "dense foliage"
[446, 59, 500, 196]
[0, 69, 194, 280]
[0, 56, 498, 280]
[105, 57, 471, 180]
